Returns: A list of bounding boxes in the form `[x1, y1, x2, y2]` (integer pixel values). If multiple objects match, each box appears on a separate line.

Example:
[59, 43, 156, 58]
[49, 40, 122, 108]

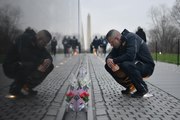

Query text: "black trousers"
[105, 61, 154, 92]
[10, 64, 54, 92]
[51, 47, 56, 56]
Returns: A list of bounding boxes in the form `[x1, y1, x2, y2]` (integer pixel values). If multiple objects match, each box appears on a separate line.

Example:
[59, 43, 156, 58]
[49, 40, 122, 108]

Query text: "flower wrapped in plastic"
[66, 89, 89, 111]
[78, 74, 91, 90]
[65, 72, 90, 112]
[69, 74, 79, 90]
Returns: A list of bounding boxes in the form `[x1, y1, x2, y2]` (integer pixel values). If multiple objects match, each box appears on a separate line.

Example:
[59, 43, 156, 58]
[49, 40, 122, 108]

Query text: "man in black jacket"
[71, 36, 78, 55]
[51, 37, 57, 56]
[136, 26, 147, 43]
[3, 28, 54, 97]
[92, 36, 100, 55]
[105, 29, 155, 98]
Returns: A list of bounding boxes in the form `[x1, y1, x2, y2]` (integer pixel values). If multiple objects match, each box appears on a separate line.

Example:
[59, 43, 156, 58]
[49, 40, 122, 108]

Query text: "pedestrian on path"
[136, 26, 147, 43]
[51, 37, 57, 56]
[71, 36, 79, 55]
[92, 36, 100, 55]
[3, 27, 54, 97]
[105, 29, 155, 98]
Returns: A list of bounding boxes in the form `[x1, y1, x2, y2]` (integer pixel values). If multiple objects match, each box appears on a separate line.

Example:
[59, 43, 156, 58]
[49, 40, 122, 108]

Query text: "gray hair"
[105, 29, 118, 40]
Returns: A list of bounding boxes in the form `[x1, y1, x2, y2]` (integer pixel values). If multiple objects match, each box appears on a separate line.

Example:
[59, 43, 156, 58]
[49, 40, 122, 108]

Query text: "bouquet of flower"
[65, 73, 90, 112]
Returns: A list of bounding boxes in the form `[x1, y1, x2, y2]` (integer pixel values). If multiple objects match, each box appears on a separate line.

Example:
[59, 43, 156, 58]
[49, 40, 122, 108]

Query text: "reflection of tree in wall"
[148, 3, 180, 54]
[0, 4, 22, 54]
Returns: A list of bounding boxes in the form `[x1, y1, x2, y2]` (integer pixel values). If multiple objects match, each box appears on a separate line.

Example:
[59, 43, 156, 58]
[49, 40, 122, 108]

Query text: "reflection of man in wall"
[90, 42, 93, 53]
[51, 37, 57, 56]
[92, 36, 100, 55]
[71, 36, 78, 54]
[62, 36, 69, 57]
[3, 28, 54, 97]
[77, 41, 81, 53]
[100, 36, 108, 56]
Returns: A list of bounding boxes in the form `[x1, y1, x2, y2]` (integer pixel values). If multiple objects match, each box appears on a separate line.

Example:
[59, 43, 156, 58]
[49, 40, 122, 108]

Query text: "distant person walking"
[136, 26, 147, 43]
[51, 37, 57, 56]
[77, 41, 81, 54]
[92, 36, 100, 55]
[71, 36, 78, 55]
[62, 36, 70, 57]
[99, 36, 108, 56]
[3, 28, 54, 97]
[90, 42, 93, 53]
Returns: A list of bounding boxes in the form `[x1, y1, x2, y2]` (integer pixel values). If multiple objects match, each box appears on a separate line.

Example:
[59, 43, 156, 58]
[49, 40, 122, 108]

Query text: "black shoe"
[131, 90, 148, 98]
[121, 88, 130, 95]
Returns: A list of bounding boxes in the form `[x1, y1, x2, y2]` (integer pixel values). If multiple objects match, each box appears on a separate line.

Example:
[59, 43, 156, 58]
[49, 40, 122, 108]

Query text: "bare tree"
[171, 0, 180, 27]
[148, 28, 159, 52]
[148, 5, 179, 53]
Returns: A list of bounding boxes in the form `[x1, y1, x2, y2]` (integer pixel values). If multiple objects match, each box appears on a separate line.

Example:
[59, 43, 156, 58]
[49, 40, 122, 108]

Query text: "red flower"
[66, 91, 74, 102]
[80, 91, 89, 102]
[84, 92, 89, 97]
[66, 91, 74, 97]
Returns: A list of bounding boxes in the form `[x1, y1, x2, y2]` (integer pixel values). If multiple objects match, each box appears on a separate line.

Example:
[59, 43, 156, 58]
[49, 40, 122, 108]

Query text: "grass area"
[152, 53, 180, 65]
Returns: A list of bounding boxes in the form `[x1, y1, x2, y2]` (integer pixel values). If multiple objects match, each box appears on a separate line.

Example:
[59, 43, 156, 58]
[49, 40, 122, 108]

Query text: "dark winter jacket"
[92, 38, 100, 49]
[51, 39, 57, 48]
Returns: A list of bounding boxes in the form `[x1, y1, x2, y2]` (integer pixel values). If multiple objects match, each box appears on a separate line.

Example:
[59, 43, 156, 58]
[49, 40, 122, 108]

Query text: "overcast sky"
[81, 0, 175, 48]
[81, 0, 175, 34]
[0, 0, 176, 49]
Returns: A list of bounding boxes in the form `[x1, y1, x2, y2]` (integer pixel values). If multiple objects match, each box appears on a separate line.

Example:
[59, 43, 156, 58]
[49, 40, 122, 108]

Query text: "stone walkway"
[0, 54, 180, 120]
[89, 54, 180, 120]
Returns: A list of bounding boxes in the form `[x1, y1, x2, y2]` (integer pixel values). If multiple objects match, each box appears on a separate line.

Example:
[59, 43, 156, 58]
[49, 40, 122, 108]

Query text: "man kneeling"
[105, 29, 155, 98]
[3, 28, 54, 97]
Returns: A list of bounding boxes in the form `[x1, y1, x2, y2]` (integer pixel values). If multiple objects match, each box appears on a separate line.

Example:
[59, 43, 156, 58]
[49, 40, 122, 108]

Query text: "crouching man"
[3, 28, 54, 97]
[105, 29, 155, 98]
